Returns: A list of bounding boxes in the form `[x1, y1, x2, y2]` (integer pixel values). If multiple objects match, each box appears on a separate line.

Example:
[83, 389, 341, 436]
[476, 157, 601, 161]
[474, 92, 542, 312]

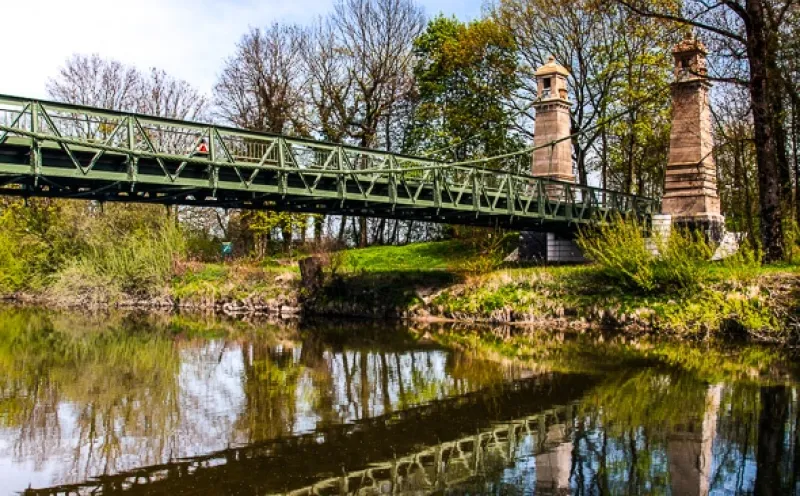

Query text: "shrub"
[654, 227, 714, 292]
[577, 217, 714, 294]
[82, 223, 186, 296]
[49, 221, 187, 298]
[576, 217, 658, 292]
[0, 230, 44, 292]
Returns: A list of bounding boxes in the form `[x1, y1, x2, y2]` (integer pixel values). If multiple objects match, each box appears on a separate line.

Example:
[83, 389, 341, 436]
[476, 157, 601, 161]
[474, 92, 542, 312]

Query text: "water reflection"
[0, 309, 797, 495]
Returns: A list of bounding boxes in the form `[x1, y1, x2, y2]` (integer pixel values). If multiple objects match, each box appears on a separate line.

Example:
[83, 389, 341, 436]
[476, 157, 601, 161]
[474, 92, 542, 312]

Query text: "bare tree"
[214, 25, 314, 254]
[47, 54, 210, 237]
[332, 0, 425, 246]
[303, 19, 354, 143]
[47, 54, 140, 111]
[48, 53, 207, 120]
[301, 0, 424, 246]
[139, 68, 207, 121]
[330, 0, 424, 149]
[215, 24, 309, 135]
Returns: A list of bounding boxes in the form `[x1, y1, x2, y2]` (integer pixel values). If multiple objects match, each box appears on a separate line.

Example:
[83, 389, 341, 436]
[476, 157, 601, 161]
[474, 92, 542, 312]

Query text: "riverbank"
[309, 258, 800, 343]
[5, 240, 799, 343]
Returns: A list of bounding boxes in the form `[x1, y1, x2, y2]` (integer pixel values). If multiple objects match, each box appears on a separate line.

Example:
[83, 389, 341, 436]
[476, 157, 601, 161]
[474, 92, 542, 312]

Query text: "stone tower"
[532, 56, 574, 182]
[662, 34, 723, 234]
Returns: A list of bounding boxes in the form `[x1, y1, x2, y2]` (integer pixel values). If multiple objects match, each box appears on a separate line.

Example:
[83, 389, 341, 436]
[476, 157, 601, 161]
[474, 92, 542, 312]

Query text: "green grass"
[338, 240, 481, 272]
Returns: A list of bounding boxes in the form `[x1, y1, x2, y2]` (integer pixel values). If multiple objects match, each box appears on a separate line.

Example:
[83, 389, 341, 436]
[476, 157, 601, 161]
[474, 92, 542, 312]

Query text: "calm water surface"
[0, 308, 799, 495]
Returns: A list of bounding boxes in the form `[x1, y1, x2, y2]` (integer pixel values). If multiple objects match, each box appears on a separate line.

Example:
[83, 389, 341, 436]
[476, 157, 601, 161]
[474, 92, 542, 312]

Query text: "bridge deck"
[0, 95, 655, 231]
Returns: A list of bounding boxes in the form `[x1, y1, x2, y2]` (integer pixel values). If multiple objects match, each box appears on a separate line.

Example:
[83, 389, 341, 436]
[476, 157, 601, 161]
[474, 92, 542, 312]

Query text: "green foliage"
[338, 240, 481, 272]
[407, 16, 522, 160]
[230, 210, 308, 258]
[0, 229, 41, 292]
[0, 199, 186, 298]
[0, 199, 86, 292]
[577, 217, 714, 294]
[77, 221, 186, 296]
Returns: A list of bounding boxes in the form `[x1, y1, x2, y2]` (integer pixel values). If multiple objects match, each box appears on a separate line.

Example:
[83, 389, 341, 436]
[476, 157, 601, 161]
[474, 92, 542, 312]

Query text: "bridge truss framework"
[0, 95, 655, 232]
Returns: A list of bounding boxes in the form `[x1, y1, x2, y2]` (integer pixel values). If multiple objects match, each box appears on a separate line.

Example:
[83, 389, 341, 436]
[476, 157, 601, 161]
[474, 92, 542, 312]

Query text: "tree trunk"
[746, 0, 784, 262]
[793, 97, 800, 225]
[754, 386, 790, 495]
[314, 215, 324, 243]
[298, 216, 307, 244]
[601, 125, 609, 191]
[376, 218, 386, 245]
[390, 219, 399, 244]
[624, 122, 637, 195]
[337, 215, 348, 243]
[765, 31, 792, 209]
[359, 217, 368, 247]
[351, 216, 362, 246]
[574, 137, 588, 185]
[281, 223, 293, 253]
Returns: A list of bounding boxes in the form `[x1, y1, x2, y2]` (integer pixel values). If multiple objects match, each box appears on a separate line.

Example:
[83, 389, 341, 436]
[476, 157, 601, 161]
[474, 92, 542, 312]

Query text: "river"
[0, 307, 798, 495]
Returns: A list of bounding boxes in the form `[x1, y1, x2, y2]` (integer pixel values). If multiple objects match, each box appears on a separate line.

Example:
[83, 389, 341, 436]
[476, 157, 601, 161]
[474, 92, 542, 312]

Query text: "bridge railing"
[0, 95, 656, 221]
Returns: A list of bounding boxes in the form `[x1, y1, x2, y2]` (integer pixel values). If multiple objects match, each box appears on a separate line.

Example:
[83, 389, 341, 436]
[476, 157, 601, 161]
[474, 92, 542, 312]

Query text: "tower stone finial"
[531, 57, 573, 182]
[662, 35, 723, 237]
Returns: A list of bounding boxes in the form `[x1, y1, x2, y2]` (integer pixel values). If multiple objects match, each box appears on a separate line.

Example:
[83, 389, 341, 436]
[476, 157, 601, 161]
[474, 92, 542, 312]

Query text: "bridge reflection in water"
[23, 372, 594, 495]
[2, 310, 798, 495]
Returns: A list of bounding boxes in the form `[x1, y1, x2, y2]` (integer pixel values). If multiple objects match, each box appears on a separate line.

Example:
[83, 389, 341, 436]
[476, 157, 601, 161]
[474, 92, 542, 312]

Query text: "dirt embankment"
[4, 263, 799, 343]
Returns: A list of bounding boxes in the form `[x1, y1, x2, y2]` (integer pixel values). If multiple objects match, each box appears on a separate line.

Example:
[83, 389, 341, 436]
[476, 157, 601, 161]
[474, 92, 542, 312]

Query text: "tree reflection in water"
[0, 308, 798, 495]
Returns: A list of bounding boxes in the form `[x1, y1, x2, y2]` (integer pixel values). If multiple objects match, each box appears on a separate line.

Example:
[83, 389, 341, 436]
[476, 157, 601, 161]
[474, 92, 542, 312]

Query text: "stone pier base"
[672, 214, 725, 244]
[519, 232, 585, 263]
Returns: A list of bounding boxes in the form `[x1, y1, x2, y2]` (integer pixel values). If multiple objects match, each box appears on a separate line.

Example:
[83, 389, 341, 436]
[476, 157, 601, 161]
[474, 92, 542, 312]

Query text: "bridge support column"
[535, 423, 572, 495]
[519, 231, 585, 263]
[531, 56, 574, 185]
[667, 384, 722, 496]
[517, 57, 585, 263]
[662, 34, 724, 241]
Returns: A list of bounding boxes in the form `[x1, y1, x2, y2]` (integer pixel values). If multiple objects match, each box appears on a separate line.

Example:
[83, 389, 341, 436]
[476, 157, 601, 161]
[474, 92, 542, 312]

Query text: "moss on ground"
[424, 262, 798, 340]
[169, 261, 297, 305]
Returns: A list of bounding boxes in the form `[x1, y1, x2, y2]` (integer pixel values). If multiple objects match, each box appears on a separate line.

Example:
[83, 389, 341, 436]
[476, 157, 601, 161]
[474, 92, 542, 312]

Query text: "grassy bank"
[1, 209, 797, 343]
[301, 237, 800, 343]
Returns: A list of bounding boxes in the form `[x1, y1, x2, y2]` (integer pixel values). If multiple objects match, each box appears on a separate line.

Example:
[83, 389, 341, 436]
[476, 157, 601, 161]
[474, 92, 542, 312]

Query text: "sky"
[1, 0, 484, 100]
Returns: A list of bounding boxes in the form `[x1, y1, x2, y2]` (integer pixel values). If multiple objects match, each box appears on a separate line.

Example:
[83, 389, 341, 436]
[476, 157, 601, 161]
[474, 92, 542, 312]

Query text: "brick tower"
[518, 57, 584, 263]
[662, 34, 723, 237]
[532, 56, 574, 182]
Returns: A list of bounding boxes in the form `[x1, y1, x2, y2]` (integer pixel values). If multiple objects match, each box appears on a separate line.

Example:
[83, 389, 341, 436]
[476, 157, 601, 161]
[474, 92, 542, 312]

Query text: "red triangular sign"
[197, 141, 209, 154]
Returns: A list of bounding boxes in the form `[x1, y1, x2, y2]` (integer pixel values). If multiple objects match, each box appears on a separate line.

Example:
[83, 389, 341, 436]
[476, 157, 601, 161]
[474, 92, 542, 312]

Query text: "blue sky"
[1, 0, 485, 100]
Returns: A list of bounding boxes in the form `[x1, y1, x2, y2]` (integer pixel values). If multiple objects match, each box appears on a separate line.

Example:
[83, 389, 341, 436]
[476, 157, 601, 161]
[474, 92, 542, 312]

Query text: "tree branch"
[615, 0, 747, 43]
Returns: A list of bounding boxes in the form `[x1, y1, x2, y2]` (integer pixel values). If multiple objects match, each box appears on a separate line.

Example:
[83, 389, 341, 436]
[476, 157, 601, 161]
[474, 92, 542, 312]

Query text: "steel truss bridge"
[0, 95, 654, 231]
[25, 372, 593, 495]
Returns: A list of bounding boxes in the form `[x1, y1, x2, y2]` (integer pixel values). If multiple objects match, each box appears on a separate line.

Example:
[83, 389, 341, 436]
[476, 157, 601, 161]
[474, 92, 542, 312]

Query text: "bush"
[577, 217, 714, 294]
[47, 219, 187, 299]
[0, 230, 44, 292]
[79, 222, 186, 296]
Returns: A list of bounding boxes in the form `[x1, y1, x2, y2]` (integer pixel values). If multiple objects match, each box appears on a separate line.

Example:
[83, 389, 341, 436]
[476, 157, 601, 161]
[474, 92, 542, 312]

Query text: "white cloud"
[0, 0, 481, 101]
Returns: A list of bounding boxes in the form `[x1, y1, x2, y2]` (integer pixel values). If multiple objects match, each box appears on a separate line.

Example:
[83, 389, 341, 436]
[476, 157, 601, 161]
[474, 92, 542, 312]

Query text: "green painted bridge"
[0, 95, 655, 231]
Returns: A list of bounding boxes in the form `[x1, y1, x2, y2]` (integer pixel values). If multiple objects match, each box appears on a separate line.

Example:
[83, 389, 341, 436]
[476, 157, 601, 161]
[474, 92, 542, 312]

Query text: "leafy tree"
[407, 16, 523, 161]
[616, 0, 796, 262]
[493, 0, 677, 188]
